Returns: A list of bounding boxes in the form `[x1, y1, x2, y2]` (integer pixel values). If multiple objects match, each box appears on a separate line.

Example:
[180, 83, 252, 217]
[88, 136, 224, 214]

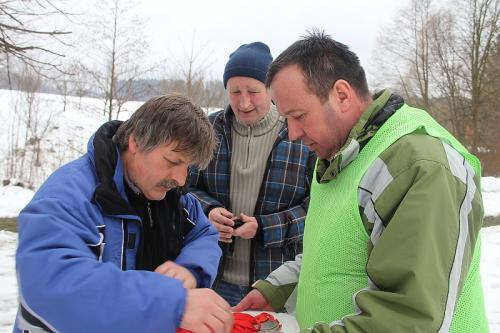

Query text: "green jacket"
[253, 90, 488, 332]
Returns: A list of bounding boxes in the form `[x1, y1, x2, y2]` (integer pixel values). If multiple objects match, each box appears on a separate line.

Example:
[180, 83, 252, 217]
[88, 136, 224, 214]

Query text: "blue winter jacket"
[14, 125, 221, 333]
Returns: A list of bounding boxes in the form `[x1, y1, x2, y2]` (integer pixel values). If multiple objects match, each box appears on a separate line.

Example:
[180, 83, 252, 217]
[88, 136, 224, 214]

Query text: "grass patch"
[0, 217, 17, 232]
[483, 215, 500, 228]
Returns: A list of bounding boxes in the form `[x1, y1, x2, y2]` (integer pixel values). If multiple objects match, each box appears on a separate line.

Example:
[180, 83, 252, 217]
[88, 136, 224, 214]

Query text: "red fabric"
[176, 312, 279, 333]
[232, 313, 258, 333]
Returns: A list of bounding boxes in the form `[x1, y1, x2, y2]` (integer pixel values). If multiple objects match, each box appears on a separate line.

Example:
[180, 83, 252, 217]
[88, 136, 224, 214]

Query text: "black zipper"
[147, 202, 153, 228]
[122, 220, 128, 270]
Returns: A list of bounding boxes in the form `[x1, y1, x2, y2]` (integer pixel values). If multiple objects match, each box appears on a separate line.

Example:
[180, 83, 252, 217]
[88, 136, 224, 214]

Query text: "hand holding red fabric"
[177, 312, 281, 333]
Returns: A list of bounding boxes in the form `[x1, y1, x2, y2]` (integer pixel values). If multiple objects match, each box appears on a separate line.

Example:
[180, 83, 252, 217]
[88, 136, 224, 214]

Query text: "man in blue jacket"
[14, 94, 233, 333]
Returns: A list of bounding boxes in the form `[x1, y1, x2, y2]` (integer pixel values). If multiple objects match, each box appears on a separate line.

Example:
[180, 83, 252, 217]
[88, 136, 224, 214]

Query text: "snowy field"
[0, 177, 499, 332]
[0, 89, 141, 189]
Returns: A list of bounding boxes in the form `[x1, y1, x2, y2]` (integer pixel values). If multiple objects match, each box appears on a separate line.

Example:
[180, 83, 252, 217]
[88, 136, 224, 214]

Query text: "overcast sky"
[137, 0, 408, 82]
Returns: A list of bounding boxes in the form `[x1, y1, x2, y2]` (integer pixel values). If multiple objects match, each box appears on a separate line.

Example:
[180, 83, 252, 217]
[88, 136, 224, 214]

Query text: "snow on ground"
[0, 231, 17, 333]
[482, 226, 500, 332]
[483, 177, 500, 217]
[0, 187, 35, 218]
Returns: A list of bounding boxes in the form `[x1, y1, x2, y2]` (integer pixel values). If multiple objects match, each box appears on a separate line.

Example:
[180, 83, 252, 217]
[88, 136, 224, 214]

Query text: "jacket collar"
[88, 120, 137, 217]
[219, 104, 289, 145]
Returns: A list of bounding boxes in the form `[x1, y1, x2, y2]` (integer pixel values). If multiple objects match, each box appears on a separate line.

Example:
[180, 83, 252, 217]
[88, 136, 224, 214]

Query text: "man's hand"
[232, 289, 274, 312]
[208, 207, 235, 243]
[155, 261, 197, 289]
[181, 289, 233, 333]
[233, 213, 258, 240]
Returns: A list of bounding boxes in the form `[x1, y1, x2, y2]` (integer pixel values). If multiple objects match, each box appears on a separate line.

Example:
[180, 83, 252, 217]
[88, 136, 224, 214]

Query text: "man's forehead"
[270, 88, 299, 113]
[168, 147, 193, 163]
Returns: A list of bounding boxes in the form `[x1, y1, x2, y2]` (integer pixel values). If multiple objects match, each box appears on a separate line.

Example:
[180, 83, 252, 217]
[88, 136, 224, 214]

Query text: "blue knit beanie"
[223, 42, 273, 88]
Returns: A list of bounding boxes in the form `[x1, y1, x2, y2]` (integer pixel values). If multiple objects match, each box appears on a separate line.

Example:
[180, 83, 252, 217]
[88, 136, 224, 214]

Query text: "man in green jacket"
[234, 30, 489, 332]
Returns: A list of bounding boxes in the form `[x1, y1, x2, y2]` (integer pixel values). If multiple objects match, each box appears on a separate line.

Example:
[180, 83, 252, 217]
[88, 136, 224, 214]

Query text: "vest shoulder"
[378, 132, 450, 174]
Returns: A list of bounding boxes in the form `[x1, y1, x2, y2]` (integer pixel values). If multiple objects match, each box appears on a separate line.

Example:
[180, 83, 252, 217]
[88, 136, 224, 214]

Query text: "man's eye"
[165, 159, 178, 166]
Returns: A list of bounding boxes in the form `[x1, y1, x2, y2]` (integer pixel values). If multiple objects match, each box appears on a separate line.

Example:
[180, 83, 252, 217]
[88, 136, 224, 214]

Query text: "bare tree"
[17, 67, 42, 183]
[427, 9, 469, 142]
[407, 0, 434, 110]
[479, 35, 500, 174]
[201, 79, 227, 110]
[4, 91, 23, 181]
[53, 66, 72, 112]
[165, 31, 228, 109]
[3, 66, 61, 187]
[84, 0, 151, 120]
[373, 0, 499, 144]
[180, 33, 210, 103]
[372, 0, 437, 111]
[69, 61, 93, 109]
[454, 0, 500, 152]
[0, 0, 72, 78]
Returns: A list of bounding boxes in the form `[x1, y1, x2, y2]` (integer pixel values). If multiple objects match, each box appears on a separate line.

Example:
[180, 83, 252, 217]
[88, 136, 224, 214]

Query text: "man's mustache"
[157, 179, 179, 189]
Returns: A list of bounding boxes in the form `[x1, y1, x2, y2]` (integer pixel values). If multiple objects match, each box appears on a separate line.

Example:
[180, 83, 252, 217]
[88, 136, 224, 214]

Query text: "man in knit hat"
[188, 42, 316, 305]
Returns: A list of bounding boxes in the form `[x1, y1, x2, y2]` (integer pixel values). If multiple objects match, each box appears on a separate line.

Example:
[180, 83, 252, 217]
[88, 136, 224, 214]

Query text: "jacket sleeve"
[187, 166, 224, 215]
[176, 193, 222, 288]
[253, 254, 302, 313]
[257, 150, 316, 248]
[16, 194, 189, 333]
[304, 157, 484, 332]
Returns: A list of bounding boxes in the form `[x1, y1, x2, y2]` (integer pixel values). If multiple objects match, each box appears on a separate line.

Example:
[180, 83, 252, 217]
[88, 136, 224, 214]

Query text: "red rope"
[177, 312, 280, 333]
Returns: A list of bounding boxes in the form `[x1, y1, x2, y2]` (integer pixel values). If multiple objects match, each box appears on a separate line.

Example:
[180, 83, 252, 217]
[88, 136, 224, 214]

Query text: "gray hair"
[113, 94, 216, 169]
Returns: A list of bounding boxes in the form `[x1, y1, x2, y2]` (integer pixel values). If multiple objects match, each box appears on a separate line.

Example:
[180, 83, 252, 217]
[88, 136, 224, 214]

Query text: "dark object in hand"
[232, 219, 244, 229]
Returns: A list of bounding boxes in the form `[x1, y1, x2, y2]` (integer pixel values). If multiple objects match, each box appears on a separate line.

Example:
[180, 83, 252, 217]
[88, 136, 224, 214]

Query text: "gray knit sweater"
[223, 105, 283, 285]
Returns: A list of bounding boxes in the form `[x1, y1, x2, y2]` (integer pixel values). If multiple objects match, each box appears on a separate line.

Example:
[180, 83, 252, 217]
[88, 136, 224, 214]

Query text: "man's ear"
[128, 134, 139, 153]
[329, 80, 353, 113]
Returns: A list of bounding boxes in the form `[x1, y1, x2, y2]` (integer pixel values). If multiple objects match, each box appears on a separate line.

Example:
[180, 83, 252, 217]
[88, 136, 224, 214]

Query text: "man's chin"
[315, 149, 331, 160]
[144, 190, 168, 201]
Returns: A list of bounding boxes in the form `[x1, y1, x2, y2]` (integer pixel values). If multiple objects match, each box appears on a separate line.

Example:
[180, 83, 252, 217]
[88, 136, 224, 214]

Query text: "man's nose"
[287, 119, 304, 141]
[238, 93, 252, 110]
[170, 166, 187, 187]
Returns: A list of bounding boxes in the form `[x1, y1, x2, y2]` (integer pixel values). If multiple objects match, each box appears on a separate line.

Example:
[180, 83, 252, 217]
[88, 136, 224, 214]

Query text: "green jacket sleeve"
[253, 254, 302, 313]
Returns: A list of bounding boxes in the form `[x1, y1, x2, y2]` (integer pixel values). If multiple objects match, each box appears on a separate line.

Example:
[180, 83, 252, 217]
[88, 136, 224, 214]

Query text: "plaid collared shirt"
[188, 107, 316, 283]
